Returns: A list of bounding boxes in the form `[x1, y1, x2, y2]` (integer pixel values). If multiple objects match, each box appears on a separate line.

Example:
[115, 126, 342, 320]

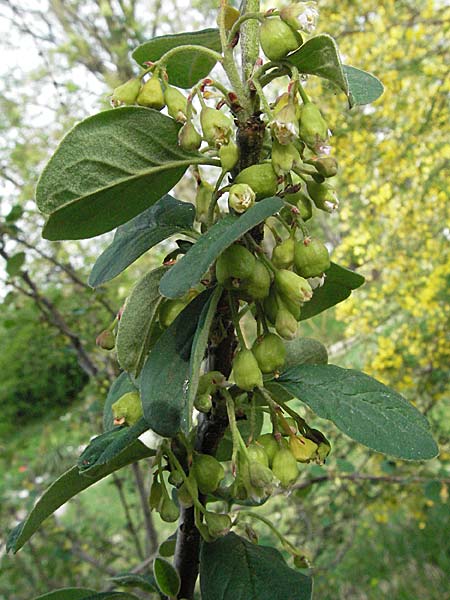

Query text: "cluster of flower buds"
[111, 74, 188, 124]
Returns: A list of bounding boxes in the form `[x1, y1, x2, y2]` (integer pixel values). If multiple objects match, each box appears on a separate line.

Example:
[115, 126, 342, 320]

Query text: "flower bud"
[271, 139, 301, 175]
[252, 333, 286, 374]
[228, 183, 255, 214]
[298, 102, 328, 151]
[274, 269, 313, 305]
[200, 106, 233, 147]
[159, 495, 180, 522]
[205, 511, 232, 538]
[256, 434, 280, 466]
[248, 461, 275, 490]
[308, 155, 338, 178]
[195, 179, 214, 224]
[111, 78, 141, 106]
[192, 453, 225, 494]
[149, 479, 162, 510]
[178, 121, 202, 151]
[284, 190, 313, 221]
[240, 260, 271, 300]
[232, 348, 264, 391]
[194, 392, 213, 413]
[306, 180, 339, 212]
[159, 298, 188, 328]
[294, 238, 330, 278]
[177, 475, 197, 507]
[198, 370, 226, 395]
[164, 85, 187, 122]
[271, 103, 300, 145]
[280, 2, 319, 33]
[260, 16, 303, 61]
[219, 140, 239, 171]
[272, 237, 295, 269]
[216, 244, 256, 286]
[234, 163, 278, 199]
[289, 435, 318, 462]
[136, 76, 165, 109]
[247, 442, 270, 467]
[271, 447, 299, 487]
[112, 391, 143, 426]
[96, 329, 115, 350]
[263, 287, 280, 324]
[275, 304, 298, 340]
[273, 92, 301, 120]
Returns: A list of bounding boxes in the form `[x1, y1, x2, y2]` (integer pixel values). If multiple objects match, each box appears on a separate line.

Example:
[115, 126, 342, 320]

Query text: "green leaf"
[300, 262, 364, 321]
[103, 372, 138, 431]
[78, 419, 154, 476]
[7, 441, 154, 553]
[287, 34, 348, 94]
[132, 29, 221, 89]
[89, 194, 195, 287]
[160, 197, 284, 298]
[187, 285, 223, 428]
[32, 589, 96, 600]
[37, 107, 212, 240]
[109, 573, 160, 594]
[153, 557, 180, 597]
[200, 532, 312, 600]
[6, 252, 26, 277]
[116, 266, 168, 377]
[81, 594, 140, 600]
[140, 289, 212, 437]
[274, 364, 439, 460]
[343, 65, 384, 106]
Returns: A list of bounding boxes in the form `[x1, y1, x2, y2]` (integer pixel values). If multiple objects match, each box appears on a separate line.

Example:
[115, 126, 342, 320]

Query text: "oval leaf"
[140, 289, 213, 437]
[33, 589, 96, 600]
[37, 107, 214, 240]
[153, 557, 180, 597]
[89, 194, 195, 287]
[7, 441, 154, 553]
[300, 262, 364, 321]
[132, 29, 221, 89]
[116, 266, 168, 376]
[343, 65, 384, 106]
[159, 196, 284, 299]
[78, 419, 154, 476]
[287, 34, 348, 94]
[187, 285, 223, 428]
[275, 364, 439, 460]
[109, 573, 159, 593]
[200, 532, 312, 600]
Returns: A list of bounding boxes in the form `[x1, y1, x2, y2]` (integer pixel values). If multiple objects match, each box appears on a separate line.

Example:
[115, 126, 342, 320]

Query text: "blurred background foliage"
[0, 1, 448, 599]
